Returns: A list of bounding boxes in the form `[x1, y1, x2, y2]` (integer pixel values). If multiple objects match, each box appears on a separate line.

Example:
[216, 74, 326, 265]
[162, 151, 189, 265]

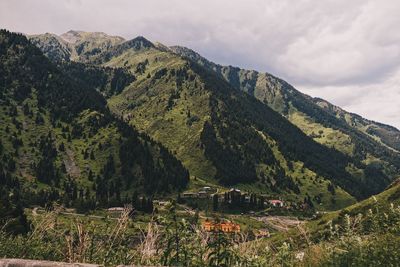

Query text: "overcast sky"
[1, 0, 400, 128]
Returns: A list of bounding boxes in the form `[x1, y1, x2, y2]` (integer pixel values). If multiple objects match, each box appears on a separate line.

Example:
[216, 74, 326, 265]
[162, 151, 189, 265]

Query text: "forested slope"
[0, 30, 189, 227]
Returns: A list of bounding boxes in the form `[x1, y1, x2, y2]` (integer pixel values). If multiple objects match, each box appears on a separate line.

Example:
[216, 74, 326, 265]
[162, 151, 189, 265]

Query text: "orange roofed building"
[202, 220, 241, 233]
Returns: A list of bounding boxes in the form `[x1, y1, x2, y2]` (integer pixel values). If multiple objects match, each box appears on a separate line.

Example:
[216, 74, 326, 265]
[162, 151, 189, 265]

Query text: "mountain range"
[1, 29, 399, 211]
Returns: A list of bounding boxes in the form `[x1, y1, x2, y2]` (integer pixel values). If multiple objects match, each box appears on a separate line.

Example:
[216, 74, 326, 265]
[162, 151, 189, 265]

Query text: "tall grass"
[0, 201, 399, 266]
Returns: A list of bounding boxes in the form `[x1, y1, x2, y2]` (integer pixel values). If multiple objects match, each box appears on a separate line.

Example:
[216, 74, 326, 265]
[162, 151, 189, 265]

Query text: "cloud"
[0, 0, 399, 128]
[277, 0, 400, 86]
[301, 67, 400, 128]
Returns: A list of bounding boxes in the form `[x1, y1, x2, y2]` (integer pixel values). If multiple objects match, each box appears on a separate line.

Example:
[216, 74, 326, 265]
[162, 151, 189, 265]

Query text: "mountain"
[313, 97, 400, 151]
[29, 30, 125, 62]
[170, 46, 400, 179]
[0, 30, 189, 213]
[26, 30, 400, 210]
[170, 46, 400, 155]
[94, 36, 376, 203]
[29, 33, 71, 62]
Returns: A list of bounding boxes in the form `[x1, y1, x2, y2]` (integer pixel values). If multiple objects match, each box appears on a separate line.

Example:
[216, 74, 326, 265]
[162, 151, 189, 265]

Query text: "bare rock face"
[0, 259, 101, 267]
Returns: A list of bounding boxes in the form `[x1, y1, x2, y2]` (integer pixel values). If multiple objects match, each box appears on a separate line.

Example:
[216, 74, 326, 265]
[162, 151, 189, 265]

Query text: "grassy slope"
[301, 179, 400, 242]
[170, 46, 400, 187]
[106, 48, 217, 182]
[262, 178, 400, 251]
[314, 97, 400, 152]
[102, 45, 356, 210]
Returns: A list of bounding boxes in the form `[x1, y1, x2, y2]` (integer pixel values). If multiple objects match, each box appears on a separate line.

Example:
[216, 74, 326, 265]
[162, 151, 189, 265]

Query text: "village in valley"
[180, 186, 312, 212]
[165, 185, 313, 236]
[84, 184, 312, 239]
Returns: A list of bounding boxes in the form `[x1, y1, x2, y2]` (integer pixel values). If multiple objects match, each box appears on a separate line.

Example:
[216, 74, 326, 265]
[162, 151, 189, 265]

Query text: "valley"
[0, 28, 399, 266]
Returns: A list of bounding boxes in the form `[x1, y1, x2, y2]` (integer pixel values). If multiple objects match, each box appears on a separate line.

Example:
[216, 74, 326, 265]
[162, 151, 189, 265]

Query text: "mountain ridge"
[22, 30, 400, 209]
[169, 45, 400, 153]
[97, 37, 384, 202]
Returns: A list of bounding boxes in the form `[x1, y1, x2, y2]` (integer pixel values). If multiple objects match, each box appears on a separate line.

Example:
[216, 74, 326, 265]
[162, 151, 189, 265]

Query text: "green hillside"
[170, 45, 400, 155]
[170, 46, 400, 189]
[90, 37, 358, 208]
[306, 178, 400, 233]
[314, 97, 400, 151]
[26, 30, 400, 211]
[0, 30, 189, 218]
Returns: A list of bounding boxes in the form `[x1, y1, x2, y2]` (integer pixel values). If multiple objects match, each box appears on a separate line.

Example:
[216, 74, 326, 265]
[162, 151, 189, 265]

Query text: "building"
[198, 191, 210, 198]
[202, 220, 241, 233]
[182, 192, 198, 198]
[228, 188, 241, 203]
[107, 207, 125, 212]
[154, 200, 169, 206]
[255, 229, 270, 239]
[202, 186, 212, 192]
[269, 200, 284, 207]
[229, 188, 241, 196]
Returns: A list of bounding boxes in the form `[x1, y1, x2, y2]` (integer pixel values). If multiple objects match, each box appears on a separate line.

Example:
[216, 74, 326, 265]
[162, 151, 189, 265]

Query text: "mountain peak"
[60, 30, 125, 44]
[60, 30, 84, 43]
[170, 45, 204, 61]
[124, 36, 154, 49]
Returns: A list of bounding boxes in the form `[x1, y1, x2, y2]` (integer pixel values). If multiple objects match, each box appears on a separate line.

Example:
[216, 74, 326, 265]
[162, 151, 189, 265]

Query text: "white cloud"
[301, 67, 400, 128]
[277, 0, 400, 86]
[0, 0, 399, 128]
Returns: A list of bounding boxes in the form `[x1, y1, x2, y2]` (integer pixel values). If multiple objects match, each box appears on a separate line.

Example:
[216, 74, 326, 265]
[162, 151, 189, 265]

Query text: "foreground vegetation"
[1, 190, 400, 267]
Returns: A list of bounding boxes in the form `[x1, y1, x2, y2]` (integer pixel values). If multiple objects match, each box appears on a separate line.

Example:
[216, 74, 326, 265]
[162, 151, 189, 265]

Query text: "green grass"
[301, 179, 400, 239]
[107, 48, 217, 182]
[108, 58, 357, 210]
[289, 110, 354, 156]
[255, 129, 356, 211]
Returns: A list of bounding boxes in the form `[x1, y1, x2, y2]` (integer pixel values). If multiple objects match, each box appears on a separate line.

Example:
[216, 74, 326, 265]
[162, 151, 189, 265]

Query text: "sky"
[1, 0, 400, 128]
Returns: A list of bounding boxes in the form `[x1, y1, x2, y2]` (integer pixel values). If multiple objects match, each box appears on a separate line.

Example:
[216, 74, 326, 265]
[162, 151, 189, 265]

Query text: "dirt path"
[33, 208, 118, 221]
[255, 216, 304, 232]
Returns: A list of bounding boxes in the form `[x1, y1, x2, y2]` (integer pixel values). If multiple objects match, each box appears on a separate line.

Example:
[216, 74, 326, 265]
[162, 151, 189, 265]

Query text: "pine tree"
[213, 194, 218, 211]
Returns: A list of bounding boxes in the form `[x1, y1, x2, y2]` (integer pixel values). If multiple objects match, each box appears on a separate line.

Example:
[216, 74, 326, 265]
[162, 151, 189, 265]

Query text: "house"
[269, 200, 284, 207]
[220, 221, 240, 233]
[229, 188, 241, 195]
[202, 220, 241, 233]
[255, 229, 270, 239]
[198, 191, 209, 198]
[202, 186, 212, 192]
[229, 188, 241, 201]
[107, 207, 125, 212]
[154, 200, 169, 206]
[183, 192, 198, 198]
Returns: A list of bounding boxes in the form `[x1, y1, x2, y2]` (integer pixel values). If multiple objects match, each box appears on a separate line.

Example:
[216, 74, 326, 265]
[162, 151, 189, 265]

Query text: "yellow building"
[202, 220, 240, 233]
